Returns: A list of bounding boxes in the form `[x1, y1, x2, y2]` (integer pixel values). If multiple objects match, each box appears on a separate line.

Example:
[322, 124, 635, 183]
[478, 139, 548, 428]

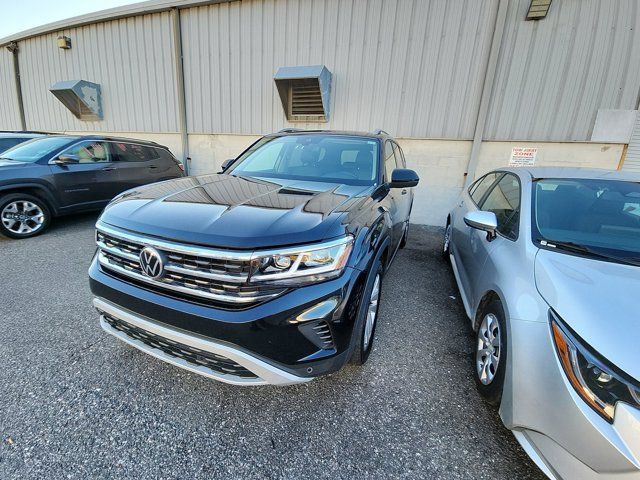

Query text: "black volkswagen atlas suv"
[89, 130, 419, 385]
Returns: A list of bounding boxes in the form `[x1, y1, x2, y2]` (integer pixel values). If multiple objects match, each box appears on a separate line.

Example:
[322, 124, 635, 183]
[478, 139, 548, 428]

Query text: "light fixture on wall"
[526, 0, 552, 20]
[57, 36, 72, 49]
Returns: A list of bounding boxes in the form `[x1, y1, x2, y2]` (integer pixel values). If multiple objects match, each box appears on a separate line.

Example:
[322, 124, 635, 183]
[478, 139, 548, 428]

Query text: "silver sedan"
[444, 167, 640, 480]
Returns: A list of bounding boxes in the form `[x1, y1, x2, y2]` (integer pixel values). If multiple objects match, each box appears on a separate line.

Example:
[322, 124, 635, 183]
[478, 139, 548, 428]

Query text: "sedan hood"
[535, 249, 640, 382]
[100, 174, 372, 249]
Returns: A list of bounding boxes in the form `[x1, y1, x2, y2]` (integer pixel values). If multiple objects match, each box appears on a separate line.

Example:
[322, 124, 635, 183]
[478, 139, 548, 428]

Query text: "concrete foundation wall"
[61, 132, 625, 226]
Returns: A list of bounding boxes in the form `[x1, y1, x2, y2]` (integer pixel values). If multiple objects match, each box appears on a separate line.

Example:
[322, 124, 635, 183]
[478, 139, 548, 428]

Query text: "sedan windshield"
[228, 135, 380, 185]
[0, 137, 75, 163]
[533, 178, 640, 263]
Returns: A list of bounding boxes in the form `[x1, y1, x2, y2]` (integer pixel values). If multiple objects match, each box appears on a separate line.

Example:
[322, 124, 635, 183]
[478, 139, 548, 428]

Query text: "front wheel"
[350, 261, 383, 366]
[473, 299, 507, 406]
[0, 193, 51, 239]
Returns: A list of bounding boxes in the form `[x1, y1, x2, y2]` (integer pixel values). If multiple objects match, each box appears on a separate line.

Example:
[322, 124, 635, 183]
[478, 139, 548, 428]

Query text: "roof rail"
[372, 129, 390, 136]
[278, 128, 306, 133]
[0, 130, 51, 135]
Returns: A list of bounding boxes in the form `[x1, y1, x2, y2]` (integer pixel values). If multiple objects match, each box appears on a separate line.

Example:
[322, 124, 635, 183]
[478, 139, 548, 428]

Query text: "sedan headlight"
[550, 311, 640, 423]
[249, 236, 353, 286]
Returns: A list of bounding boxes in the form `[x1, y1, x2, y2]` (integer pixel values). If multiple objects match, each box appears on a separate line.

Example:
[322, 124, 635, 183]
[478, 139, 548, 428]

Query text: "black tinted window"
[480, 173, 521, 240]
[112, 143, 159, 162]
[470, 173, 499, 205]
[0, 138, 28, 152]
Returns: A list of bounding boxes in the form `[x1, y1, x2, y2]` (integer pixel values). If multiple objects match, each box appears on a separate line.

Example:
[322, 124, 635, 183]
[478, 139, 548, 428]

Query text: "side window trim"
[468, 173, 503, 208]
[383, 140, 395, 183]
[393, 141, 407, 168]
[482, 172, 522, 242]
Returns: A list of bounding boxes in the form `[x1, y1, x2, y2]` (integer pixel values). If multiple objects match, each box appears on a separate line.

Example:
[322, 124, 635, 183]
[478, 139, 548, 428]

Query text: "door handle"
[378, 205, 389, 213]
[401, 189, 407, 195]
[102, 166, 116, 171]
[148, 165, 158, 170]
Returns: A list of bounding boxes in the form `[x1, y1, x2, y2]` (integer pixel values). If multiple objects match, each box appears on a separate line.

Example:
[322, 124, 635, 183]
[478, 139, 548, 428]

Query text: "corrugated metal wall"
[2, 0, 640, 143]
[623, 111, 640, 172]
[17, 12, 179, 133]
[485, 0, 640, 142]
[180, 0, 499, 138]
[0, 49, 22, 130]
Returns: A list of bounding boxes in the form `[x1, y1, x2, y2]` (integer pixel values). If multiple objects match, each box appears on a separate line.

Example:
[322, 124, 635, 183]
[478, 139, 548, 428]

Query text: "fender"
[0, 182, 60, 215]
[350, 214, 392, 274]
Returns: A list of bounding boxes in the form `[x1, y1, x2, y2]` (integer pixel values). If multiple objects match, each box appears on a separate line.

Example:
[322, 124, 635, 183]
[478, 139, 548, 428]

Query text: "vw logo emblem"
[139, 246, 164, 279]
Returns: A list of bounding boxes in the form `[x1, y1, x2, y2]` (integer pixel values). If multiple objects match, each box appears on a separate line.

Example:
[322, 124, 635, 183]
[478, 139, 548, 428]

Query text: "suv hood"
[534, 249, 640, 382]
[100, 174, 373, 249]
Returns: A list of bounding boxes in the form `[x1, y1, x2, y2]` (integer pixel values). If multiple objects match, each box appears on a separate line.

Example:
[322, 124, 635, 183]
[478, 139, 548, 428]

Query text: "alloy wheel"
[476, 313, 501, 385]
[363, 273, 381, 350]
[1, 200, 46, 235]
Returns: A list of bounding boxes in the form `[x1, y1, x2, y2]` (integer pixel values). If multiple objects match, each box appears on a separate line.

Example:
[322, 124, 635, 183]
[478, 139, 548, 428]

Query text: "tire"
[0, 193, 51, 239]
[399, 222, 409, 249]
[473, 299, 508, 406]
[442, 221, 452, 258]
[349, 260, 384, 366]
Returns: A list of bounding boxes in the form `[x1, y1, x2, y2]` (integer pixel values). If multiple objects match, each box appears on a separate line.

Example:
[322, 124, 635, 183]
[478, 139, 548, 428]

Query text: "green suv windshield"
[0, 137, 75, 163]
[533, 178, 640, 263]
[229, 135, 380, 186]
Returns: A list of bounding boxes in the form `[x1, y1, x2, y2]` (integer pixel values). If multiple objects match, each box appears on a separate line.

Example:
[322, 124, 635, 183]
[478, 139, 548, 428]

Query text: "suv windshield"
[533, 178, 640, 263]
[229, 134, 380, 185]
[0, 137, 75, 163]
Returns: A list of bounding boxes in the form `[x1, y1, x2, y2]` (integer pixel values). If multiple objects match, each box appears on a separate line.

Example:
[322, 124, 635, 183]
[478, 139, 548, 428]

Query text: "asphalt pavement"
[0, 214, 544, 479]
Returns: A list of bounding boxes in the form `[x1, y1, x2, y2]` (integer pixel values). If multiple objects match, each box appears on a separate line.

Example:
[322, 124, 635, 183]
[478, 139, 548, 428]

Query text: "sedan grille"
[96, 226, 285, 307]
[102, 313, 257, 379]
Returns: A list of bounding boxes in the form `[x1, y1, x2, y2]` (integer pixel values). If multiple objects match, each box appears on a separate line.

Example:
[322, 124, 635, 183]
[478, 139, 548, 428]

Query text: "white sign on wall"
[509, 147, 538, 167]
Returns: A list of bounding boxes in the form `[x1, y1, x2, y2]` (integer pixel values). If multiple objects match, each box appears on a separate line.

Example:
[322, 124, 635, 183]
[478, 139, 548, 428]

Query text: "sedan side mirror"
[219, 158, 235, 172]
[464, 211, 498, 241]
[53, 153, 81, 165]
[389, 168, 419, 188]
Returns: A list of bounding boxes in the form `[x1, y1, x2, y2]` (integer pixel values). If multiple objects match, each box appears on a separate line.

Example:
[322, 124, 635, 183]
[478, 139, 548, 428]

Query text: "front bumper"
[94, 297, 308, 385]
[89, 254, 366, 385]
[504, 318, 640, 479]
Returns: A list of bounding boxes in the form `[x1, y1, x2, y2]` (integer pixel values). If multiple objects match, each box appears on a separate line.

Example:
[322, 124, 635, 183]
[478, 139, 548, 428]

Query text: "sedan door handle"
[148, 165, 158, 170]
[401, 189, 407, 195]
[101, 166, 116, 171]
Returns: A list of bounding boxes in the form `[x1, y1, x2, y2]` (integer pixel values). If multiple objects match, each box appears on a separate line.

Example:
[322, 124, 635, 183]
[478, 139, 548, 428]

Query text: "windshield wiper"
[538, 239, 640, 267]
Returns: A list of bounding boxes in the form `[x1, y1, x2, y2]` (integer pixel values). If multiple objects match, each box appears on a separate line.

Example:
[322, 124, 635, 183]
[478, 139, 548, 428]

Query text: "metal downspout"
[171, 7, 190, 175]
[464, 0, 509, 187]
[7, 42, 27, 131]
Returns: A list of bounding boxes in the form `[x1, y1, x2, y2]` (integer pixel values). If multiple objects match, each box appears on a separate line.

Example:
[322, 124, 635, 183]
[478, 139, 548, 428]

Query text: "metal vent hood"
[274, 65, 331, 122]
[50, 80, 103, 121]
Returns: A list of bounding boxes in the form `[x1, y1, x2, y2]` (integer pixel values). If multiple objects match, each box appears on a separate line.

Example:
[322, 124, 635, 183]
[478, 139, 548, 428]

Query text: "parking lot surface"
[0, 215, 544, 479]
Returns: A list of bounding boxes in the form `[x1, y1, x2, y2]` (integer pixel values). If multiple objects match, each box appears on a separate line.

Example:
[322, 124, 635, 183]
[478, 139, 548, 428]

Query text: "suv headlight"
[550, 311, 640, 423]
[249, 236, 353, 286]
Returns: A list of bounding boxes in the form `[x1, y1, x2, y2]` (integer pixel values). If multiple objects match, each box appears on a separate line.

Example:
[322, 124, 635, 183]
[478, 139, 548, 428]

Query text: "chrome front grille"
[96, 224, 285, 307]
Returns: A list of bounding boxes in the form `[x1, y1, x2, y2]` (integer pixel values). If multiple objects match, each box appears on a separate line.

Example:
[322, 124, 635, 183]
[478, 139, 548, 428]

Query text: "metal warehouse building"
[1, 0, 640, 225]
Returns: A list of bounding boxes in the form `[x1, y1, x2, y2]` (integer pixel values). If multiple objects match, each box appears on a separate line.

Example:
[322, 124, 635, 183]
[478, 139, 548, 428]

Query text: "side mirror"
[219, 158, 235, 172]
[53, 153, 80, 165]
[389, 168, 419, 188]
[464, 211, 498, 241]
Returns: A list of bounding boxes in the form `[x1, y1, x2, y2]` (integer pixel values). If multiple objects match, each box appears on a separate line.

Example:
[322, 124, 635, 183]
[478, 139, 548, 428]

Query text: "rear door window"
[111, 143, 159, 162]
